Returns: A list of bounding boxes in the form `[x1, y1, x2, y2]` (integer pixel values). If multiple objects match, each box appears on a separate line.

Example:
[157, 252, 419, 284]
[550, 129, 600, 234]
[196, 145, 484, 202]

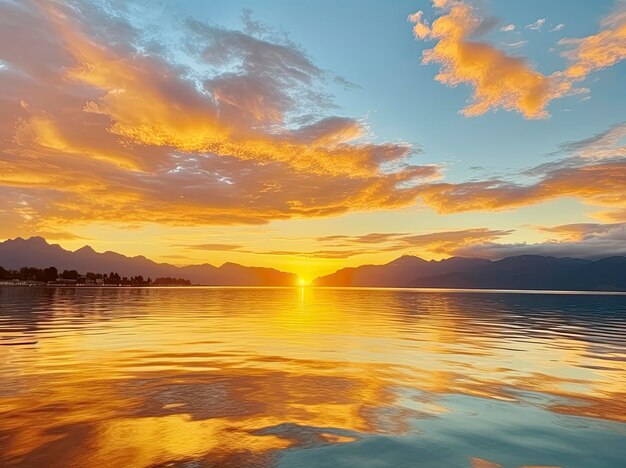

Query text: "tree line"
[0, 266, 190, 286]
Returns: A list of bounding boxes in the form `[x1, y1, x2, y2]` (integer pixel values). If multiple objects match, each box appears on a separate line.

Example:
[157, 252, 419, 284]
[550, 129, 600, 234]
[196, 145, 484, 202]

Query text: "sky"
[0, 0, 625, 282]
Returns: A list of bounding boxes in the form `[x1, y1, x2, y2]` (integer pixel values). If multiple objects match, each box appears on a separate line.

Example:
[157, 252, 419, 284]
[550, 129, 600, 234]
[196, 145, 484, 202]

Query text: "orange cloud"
[419, 159, 626, 221]
[560, 4, 626, 79]
[42, 6, 406, 178]
[409, 1, 555, 118]
[409, 1, 626, 118]
[265, 228, 513, 259]
[0, 1, 438, 235]
[257, 224, 626, 260]
[175, 243, 244, 251]
[414, 120, 626, 220]
[596, 207, 626, 222]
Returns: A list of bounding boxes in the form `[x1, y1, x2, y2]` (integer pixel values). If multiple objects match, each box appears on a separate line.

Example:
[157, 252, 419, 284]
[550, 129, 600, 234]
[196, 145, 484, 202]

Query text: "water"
[0, 287, 625, 467]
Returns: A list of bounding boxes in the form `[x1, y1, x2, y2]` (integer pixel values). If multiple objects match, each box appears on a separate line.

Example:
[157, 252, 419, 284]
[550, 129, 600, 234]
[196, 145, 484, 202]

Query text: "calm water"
[0, 287, 625, 467]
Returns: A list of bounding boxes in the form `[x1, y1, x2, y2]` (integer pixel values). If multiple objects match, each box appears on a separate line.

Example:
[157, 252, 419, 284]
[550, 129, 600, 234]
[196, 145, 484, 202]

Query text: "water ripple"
[0, 286, 625, 467]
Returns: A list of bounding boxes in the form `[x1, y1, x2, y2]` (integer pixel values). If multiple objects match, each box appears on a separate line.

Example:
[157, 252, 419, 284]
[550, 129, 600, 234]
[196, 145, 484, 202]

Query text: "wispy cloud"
[287, 223, 626, 261]
[456, 222, 626, 259]
[504, 41, 529, 49]
[301, 228, 513, 258]
[293, 224, 626, 261]
[417, 122, 626, 221]
[559, 4, 626, 80]
[33, 231, 89, 241]
[558, 122, 626, 159]
[526, 18, 546, 31]
[419, 160, 626, 220]
[550, 23, 565, 32]
[500, 24, 516, 32]
[174, 243, 244, 251]
[537, 222, 625, 241]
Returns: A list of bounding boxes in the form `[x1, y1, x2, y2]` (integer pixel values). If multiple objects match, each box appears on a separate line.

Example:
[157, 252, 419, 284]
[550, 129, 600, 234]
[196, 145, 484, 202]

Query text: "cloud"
[277, 223, 626, 260]
[504, 41, 528, 49]
[399, 228, 513, 254]
[175, 243, 244, 251]
[597, 207, 626, 222]
[288, 228, 513, 258]
[456, 222, 626, 259]
[255, 249, 381, 259]
[536, 222, 625, 241]
[0, 1, 438, 235]
[418, 159, 626, 220]
[525, 18, 546, 31]
[558, 121, 626, 159]
[409, 2, 557, 118]
[550, 23, 565, 32]
[559, 3, 626, 80]
[35, 231, 90, 241]
[291, 224, 626, 260]
[316, 232, 409, 244]
[414, 120, 626, 221]
[409, 1, 626, 118]
[500, 24, 515, 32]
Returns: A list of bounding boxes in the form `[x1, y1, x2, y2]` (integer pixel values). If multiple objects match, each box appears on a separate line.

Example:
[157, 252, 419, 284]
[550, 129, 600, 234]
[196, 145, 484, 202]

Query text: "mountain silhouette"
[313, 254, 626, 291]
[0, 237, 297, 286]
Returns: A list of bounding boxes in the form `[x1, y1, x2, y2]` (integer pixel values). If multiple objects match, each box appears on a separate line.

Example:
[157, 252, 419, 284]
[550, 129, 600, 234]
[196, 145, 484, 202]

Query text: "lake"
[0, 287, 625, 467]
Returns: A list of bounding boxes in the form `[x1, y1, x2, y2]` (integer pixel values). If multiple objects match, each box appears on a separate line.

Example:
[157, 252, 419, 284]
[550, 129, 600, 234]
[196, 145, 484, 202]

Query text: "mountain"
[313, 255, 491, 287]
[0, 237, 297, 286]
[5, 238, 625, 291]
[313, 254, 626, 291]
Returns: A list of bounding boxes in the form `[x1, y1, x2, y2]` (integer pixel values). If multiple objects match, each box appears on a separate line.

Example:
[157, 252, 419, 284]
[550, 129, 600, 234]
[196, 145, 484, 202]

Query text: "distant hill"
[0, 237, 298, 286]
[313, 255, 626, 291]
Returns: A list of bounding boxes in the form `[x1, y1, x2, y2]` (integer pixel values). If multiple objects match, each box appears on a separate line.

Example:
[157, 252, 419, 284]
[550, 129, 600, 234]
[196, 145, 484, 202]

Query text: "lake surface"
[0, 287, 625, 467]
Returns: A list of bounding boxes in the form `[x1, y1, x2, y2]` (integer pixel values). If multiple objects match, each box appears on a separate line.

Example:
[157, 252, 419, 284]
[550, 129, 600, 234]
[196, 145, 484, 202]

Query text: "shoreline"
[2, 283, 626, 295]
[0, 283, 190, 288]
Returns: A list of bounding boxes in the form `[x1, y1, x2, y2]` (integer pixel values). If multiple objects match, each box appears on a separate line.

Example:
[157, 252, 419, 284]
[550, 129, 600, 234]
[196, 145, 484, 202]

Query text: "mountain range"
[0, 237, 298, 286]
[2, 237, 626, 291]
[313, 254, 626, 291]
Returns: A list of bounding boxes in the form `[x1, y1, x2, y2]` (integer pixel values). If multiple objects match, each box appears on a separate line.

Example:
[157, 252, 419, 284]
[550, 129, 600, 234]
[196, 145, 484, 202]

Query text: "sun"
[297, 277, 308, 287]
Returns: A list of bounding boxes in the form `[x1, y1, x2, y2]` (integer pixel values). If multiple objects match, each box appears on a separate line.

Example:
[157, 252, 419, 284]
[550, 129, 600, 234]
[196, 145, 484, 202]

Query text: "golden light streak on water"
[0, 287, 625, 467]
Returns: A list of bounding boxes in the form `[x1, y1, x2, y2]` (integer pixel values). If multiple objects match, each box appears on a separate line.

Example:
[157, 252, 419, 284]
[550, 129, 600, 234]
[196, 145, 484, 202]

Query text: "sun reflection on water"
[0, 287, 624, 467]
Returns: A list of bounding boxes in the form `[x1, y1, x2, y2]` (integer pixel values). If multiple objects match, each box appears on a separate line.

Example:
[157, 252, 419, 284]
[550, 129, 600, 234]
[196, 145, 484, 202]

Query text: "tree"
[62, 269, 79, 280]
[44, 267, 58, 282]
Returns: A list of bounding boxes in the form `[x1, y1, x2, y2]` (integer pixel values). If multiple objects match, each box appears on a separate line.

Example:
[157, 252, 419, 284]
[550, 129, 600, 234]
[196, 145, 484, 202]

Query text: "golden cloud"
[0, 1, 438, 234]
[264, 228, 513, 259]
[418, 159, 626, 221]
[44, 6, 407, 178]
[409, 1, 555, 118]
[560, 5, 626, 79]
[409, 0, 626, 118]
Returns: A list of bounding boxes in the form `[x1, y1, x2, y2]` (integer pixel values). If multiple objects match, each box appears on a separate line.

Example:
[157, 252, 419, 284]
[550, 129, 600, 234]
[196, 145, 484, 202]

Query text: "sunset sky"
[1, 0, 625, 281]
